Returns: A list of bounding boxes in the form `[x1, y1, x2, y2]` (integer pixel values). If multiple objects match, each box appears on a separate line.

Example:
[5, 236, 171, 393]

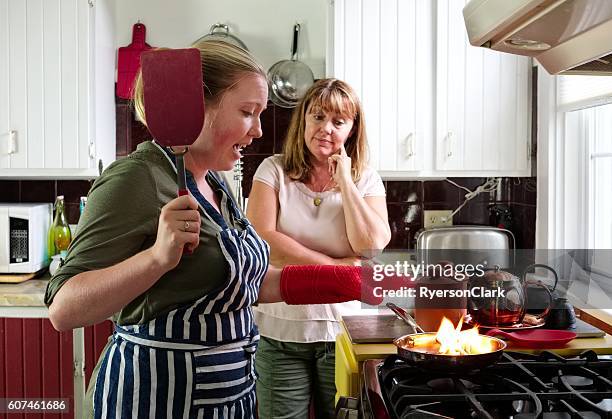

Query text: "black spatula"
[140, 48, 205, 196]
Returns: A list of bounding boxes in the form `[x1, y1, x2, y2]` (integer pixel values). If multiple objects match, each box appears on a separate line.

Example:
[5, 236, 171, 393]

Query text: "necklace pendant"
[313, 197, 322, 207]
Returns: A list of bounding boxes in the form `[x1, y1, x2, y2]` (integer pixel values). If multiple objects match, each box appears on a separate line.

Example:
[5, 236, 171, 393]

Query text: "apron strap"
[207, 171, 249, 227]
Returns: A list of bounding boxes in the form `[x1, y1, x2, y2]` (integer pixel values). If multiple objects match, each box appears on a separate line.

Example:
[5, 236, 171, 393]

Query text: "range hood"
[463, 0, 612, 75]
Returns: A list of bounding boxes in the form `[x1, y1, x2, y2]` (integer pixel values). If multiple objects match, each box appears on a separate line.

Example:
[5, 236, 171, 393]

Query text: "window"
[556, 77, 612, 285]
[588, 105, 612, 250]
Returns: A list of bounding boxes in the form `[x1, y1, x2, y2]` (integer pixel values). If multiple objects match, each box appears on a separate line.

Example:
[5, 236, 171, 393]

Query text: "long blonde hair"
[133, 40, 266, 125]
[282, 78, 368, 182]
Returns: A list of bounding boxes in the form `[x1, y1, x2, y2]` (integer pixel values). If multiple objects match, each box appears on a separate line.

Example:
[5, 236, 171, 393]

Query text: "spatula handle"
[175, 155, 193, 254]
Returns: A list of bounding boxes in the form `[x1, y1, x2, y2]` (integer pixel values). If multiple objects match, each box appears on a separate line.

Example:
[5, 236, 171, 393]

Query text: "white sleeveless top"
[252, 155, 386, 342]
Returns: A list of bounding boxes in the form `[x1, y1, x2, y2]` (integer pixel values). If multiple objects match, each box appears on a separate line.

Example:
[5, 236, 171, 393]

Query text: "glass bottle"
[47, 195, 72, 257]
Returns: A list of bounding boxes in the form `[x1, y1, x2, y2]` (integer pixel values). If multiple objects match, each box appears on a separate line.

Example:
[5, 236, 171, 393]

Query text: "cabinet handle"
[446, 131, 454, 158]
[527, 139, 531, 160]
[405, 133, 414, 158]
[5, 130, 17, 154]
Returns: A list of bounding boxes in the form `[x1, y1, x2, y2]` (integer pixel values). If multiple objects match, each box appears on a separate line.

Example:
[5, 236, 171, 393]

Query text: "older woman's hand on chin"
[328, 143, 353, 185]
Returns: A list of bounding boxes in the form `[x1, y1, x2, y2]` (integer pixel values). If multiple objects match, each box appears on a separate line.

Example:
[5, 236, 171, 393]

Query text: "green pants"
[255, 336, 337, 419]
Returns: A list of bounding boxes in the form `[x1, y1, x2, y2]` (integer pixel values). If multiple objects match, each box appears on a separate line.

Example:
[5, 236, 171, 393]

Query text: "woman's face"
[194, 74, 268, 171]
[304, 105, 354, 163]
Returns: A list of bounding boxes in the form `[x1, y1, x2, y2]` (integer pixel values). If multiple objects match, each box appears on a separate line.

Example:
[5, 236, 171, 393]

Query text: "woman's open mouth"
[233, 143, 247, 157]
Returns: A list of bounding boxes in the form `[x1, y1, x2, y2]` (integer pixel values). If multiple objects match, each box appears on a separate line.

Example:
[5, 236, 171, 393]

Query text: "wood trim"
[575, 308, 612, 336]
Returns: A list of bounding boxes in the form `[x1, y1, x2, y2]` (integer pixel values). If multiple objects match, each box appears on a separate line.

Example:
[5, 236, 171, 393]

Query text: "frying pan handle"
[386, 303, 425, 334]
[291, 24, 300, 61]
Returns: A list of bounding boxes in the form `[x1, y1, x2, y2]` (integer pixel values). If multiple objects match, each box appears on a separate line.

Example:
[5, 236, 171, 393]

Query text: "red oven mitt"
[280, 265, 384, 306]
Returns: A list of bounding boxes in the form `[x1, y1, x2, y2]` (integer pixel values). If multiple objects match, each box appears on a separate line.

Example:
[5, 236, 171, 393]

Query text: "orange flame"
[434, 316, 496, 355]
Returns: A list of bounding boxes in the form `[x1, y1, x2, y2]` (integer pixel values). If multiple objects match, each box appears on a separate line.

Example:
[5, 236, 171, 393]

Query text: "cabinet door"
[436, 0, 531, 174]
[0, 0, 93, 173]
[330, 0, 433, 173]
[0, 318, 74, 418]
[0, 0, 7, 169]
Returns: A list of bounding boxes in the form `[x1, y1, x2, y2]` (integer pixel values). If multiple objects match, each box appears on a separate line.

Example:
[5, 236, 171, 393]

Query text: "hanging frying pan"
[268, 23, 314, 108]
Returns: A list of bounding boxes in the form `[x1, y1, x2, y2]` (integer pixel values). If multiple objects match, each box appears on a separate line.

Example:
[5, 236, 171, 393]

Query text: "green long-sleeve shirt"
[45, 141, 251, 418]
[45, 141, 241, 325]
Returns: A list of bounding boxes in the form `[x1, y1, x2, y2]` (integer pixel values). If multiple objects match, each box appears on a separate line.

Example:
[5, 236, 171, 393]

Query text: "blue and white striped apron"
[93, 151, 270, 419]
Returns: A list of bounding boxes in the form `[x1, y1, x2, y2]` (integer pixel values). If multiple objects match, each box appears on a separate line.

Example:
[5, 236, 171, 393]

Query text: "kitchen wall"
[0, 180, 92, 224]
[113, 0, 328, 78]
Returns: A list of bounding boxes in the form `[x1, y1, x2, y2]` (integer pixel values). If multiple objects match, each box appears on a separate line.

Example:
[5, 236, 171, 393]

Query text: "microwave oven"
[0, 203, 52, 274]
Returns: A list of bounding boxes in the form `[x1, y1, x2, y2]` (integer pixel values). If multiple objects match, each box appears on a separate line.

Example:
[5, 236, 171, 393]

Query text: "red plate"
[485, 329, 577, 348]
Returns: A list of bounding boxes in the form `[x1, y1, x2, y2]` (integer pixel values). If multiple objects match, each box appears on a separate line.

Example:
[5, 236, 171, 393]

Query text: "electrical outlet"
[424, 210, 453, 228]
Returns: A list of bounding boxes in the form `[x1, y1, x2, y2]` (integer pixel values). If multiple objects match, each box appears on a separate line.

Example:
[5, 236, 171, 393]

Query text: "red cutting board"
[116, 23, 153, 99]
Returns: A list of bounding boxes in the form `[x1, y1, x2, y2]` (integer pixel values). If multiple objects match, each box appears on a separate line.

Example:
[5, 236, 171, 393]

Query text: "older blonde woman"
[247, 78, 391, 419]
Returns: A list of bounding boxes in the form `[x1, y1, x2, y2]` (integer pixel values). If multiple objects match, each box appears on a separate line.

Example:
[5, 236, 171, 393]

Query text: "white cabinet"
[330, 0, 433, 173]
[435, 0, 531, 175]
[329, 0, 532, 177]
[0, 0, 115, 179]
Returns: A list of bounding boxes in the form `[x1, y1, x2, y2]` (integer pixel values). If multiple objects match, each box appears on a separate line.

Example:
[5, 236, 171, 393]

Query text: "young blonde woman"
[247, 78, 391, 418]
[45, 44, 376, 419]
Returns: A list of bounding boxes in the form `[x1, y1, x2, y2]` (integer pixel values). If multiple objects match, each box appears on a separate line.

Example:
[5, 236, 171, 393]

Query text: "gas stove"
[360, 351, 612, 419]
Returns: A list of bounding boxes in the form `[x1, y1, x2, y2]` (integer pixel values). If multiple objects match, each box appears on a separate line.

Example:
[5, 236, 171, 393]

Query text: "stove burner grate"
[377, 351, 612, 419]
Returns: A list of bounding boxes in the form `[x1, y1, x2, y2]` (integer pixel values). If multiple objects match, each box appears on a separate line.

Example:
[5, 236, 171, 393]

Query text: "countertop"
[335, 319, 612, 400]
[0, 277, 48, 307]
[338, 321, 612, 360]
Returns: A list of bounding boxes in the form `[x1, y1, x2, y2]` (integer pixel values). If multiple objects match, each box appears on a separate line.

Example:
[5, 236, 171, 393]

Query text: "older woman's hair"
[282, 78, 368, 182]
[133, 40, 266, 125]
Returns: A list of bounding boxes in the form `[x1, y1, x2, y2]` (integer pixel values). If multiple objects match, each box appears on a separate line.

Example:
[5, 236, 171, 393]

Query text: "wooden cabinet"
[0, 0, 115, 179]
[0, 318, 74, 418]
[329, 0, 532, 177]
[0, 317, 114, 418]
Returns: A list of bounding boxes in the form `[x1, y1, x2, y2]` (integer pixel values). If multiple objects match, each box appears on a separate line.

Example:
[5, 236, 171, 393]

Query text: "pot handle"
[522, 263, 558, 291]
[291, 23, 300, 61]
[209, 23, 230, 35]
[523, 272, 554, 320]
